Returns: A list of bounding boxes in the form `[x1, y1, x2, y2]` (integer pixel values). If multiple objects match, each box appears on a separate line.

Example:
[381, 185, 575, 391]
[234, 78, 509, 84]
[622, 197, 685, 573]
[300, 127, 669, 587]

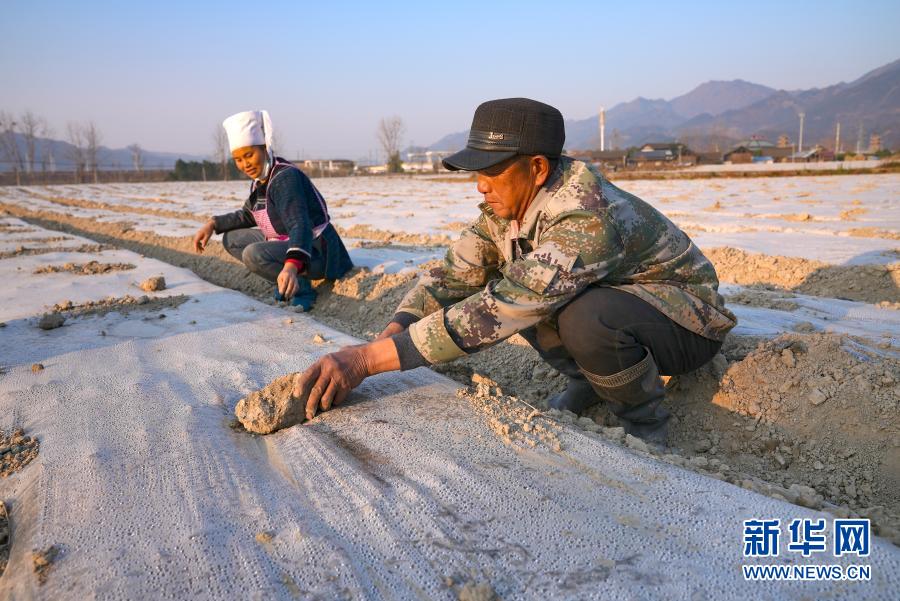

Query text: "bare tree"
[83, 121, 102, 183]
[127, 143, 144, 173]
[20, 111, 46, 173]
[213, 126, 229, 180]
[0, 111, 23, 185]
[377, 116, 405, 173]
[41, 124, 56, 175]
[65, 122, 86, 183]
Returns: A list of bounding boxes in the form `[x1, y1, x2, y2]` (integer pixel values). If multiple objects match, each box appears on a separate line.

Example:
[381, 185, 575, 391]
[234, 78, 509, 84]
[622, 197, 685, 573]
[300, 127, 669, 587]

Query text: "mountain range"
[0, 135, 206, 173]
[427, 58, 900, 153]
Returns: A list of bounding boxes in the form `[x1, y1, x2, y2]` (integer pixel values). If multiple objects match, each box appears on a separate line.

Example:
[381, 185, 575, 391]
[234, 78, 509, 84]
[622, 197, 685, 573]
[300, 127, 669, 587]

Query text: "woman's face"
[231, 145, 268, 179]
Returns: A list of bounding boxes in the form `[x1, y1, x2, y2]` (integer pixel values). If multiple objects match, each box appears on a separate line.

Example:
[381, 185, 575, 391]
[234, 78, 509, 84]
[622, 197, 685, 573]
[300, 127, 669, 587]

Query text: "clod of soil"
[37, 313, 65, 330]
[235, 374, 305, 434]
[457, 581, 498, 601]
[0, 502, 8, 577]
[0, 428, 40, 477]
[255, 531, 274, 544]
[33, 260, 136, 276]
[31, 363, 44, 373]
[31, 545, 59, 585]
[458, 374, 563, 452]
[139, 275, 166, 292]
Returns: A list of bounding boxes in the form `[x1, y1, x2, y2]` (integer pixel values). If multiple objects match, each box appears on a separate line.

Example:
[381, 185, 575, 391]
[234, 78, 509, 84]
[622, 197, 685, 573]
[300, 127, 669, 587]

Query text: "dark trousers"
[222, 229, 326, 283]
[522, 286, 722, 378]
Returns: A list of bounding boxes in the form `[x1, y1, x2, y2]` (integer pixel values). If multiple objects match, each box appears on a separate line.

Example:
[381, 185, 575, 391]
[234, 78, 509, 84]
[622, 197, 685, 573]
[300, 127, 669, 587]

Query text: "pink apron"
[251, 204, 288, 241]
[250, 159, 331, 242]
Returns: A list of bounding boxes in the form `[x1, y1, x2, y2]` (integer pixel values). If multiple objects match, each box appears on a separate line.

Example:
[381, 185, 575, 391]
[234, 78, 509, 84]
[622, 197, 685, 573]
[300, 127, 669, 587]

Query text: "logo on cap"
[488, 132, 505, 141]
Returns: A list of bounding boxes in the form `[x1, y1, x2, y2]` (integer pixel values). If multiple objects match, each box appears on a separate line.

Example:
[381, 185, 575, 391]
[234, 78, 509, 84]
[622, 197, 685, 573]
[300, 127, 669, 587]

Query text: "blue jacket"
[213, 158, 353, 280]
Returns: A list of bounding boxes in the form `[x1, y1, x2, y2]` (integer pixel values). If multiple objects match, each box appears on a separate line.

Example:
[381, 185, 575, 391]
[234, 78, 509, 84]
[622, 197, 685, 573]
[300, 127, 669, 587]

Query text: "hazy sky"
[2, 0, 899, 160]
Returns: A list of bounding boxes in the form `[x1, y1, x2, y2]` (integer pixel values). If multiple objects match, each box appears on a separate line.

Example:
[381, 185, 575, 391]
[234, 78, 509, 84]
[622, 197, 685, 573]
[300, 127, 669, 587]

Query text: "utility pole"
[598, 107, 606, 152]
[798, 112, 805, 154]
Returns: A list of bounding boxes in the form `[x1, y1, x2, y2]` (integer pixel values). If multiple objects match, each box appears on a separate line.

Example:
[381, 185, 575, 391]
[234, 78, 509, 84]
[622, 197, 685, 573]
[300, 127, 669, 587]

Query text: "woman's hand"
[374, 321, 405, 340]
[192, 220, 216, 253]
[292, 338, 401, 420]
[277, 263, 299, 299]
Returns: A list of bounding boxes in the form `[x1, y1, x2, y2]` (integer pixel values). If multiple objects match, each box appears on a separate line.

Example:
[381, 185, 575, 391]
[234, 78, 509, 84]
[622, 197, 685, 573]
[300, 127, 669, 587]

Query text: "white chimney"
[599, 107, 606, 152]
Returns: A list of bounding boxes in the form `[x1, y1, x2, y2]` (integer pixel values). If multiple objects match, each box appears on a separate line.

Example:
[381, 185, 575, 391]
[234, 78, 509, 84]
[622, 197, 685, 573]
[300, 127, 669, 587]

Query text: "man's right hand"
[192, 220, 216, 253]
[374, 321, 405, 340]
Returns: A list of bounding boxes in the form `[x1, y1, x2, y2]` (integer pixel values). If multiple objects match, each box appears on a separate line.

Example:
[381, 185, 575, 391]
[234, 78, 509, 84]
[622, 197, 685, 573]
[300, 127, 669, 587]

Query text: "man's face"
[231, 145, 268, 179]
[475, 156, 536, 220]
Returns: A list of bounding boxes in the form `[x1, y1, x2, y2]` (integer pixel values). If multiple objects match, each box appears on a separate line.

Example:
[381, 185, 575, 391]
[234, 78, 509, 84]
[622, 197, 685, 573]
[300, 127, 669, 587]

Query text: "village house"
[567, 149, 629, 171]
[789, 146, 835, 162]
[402, 150, 456, 173]
[628, 143, 697, 168]
[724, 139, 793, 163]
[295, 159, 355, 177]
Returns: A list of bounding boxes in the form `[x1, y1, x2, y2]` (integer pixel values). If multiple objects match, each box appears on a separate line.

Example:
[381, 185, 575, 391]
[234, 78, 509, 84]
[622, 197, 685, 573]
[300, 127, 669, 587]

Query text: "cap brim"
[442, 147, 518, 171]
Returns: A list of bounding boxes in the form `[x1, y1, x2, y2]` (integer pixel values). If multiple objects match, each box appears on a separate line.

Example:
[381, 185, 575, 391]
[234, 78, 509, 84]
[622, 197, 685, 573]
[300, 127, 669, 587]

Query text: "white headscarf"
[222, 110, 274, 152]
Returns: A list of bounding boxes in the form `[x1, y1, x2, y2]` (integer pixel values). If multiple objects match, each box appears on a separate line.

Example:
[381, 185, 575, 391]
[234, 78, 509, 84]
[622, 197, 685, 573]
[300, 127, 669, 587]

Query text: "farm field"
[1, 172, 899, 598]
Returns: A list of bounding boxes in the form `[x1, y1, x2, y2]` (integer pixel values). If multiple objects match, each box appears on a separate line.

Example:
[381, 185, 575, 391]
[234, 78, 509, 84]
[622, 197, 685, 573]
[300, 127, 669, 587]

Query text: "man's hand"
[374, 321, 405, 340]
[292, 338, 401, 421]
[293, 346, 369, 420]
[278, 263, 299, 299]
[192, 220, 215, 253]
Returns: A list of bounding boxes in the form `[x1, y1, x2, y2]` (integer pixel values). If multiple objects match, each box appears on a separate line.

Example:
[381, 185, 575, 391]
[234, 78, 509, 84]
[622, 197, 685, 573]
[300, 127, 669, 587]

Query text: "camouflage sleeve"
[407, 211, 625, 364]
[393, 213, 501, 319]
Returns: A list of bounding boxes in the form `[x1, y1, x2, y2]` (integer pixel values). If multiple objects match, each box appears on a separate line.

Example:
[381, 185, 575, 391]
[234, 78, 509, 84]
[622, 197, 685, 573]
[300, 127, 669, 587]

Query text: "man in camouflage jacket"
[291, 98, 736, 444]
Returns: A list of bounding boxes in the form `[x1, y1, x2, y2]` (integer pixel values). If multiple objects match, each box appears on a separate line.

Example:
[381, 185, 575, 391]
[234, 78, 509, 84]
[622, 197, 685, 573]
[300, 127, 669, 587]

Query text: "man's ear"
[532, 155, 551, 188]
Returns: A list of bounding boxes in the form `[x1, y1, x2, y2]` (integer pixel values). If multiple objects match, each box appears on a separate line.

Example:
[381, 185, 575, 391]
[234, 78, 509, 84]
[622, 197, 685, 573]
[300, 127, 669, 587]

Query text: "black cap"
[442, 98, 565, 171]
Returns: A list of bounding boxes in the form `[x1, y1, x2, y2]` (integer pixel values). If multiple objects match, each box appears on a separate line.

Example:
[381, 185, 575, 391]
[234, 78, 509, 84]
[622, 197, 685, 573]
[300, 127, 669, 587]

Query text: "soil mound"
[706, 247, 900, 304]
[1, 428, 40, 478]
[34, 261, 136, 275]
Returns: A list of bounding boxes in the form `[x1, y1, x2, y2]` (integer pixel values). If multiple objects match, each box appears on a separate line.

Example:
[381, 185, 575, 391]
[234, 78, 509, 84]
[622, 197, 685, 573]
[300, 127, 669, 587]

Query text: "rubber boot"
[578, 348, 670, 446]
[548, 377, 602, 413]
[289, 276, 317, 312]
[536, 346, 601, 414]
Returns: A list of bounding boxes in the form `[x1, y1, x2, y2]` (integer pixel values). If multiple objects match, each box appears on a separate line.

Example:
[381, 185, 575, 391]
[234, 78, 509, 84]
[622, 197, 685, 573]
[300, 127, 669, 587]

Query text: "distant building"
[358, 164, 388, 174]
[696, 151, 724, 165]
[725, 139, 793, 163]
[724, 149, 753, 164]
[868, 134, 882, 153]
[568, 149, 629, 171]
[735, 138, 776, 152]
[629, 143, 696, 168]
[402, 150, 455, 173]
[777, 134, 791, 148]
[295, 159, 355, 177]
[789, 146, 835, 162]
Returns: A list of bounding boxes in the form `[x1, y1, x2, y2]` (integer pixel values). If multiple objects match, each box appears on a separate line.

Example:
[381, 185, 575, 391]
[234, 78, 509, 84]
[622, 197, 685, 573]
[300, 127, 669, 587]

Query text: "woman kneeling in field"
[192, 110, 352, 310]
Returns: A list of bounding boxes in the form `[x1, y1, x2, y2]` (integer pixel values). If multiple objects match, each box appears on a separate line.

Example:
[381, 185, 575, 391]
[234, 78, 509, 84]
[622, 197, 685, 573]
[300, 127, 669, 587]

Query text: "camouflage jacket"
[393, 157, 736, 365]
